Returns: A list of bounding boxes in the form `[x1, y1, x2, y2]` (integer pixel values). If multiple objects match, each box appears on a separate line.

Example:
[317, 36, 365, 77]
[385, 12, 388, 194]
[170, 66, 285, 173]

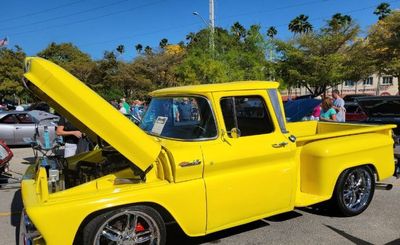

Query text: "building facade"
[280, 74, 399, 99]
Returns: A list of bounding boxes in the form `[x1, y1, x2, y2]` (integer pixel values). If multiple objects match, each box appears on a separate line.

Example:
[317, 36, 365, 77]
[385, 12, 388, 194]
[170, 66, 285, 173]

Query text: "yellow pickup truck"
[20, 57, 399, 245]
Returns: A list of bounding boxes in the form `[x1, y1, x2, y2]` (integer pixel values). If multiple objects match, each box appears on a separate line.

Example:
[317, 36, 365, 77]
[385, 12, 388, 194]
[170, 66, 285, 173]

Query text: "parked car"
[342, 94, 371, 122]
[344, 102, 368, 122]
[0, 110, 59, 145]
[0, 140, 13, 175]
[357, 96, 400, 161]
[343, 94, 372, 103]
[20, 58, 398, 245]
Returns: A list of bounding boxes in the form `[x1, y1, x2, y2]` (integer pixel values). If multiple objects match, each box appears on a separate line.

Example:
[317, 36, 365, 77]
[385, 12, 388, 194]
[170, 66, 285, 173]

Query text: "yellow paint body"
[20, 58, 396, 244]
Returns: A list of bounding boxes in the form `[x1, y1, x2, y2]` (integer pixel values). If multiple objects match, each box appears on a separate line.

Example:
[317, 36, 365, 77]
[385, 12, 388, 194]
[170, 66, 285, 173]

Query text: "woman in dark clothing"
[56, 117, 82, 157]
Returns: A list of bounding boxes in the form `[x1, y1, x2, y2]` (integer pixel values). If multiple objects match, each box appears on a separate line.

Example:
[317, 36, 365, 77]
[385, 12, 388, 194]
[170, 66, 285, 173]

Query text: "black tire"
[331, 166, 375, 217]
[83, 205, 166, 245]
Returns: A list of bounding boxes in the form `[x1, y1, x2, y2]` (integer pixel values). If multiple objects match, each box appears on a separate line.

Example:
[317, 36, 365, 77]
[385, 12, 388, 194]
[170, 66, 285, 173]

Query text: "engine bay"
[41, 146, 142, 193]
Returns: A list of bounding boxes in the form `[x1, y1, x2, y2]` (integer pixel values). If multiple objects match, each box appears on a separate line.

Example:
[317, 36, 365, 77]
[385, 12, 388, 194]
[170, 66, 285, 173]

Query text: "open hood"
[23, 57, 161, 172]
[356, 96, 400, 118]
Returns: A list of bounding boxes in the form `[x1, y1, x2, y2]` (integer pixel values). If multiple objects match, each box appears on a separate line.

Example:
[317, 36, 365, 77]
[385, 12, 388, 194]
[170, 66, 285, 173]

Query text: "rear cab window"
[220, 96, 274, 137]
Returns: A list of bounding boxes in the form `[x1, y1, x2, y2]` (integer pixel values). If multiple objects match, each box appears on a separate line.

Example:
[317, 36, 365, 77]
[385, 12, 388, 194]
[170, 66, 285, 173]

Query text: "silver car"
[0, 110, 59, 145]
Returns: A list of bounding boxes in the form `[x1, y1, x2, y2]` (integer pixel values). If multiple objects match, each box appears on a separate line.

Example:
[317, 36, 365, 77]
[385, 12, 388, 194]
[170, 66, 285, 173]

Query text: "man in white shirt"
[332, 89, 346, 122]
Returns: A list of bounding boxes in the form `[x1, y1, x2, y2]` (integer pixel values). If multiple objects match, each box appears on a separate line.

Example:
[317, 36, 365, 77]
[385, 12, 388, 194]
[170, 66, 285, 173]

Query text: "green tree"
[159, 38, 168, 49]
[116, 44, 125, 55]
[277, 15, 367, 96]
[177, 25, 271, 84]
[326, 13, 352, 33]
[266, 26, 277, 39]
[0, 46, 26, 102]
[288, 14, 313, 35]
[231, 22, 246, 40]
[135, 44, 143, 54]
[367, 10, 400, 91]
[374, 2, 391, 20]
[144, 46, 153, 56]
[37, 42, 94, 83]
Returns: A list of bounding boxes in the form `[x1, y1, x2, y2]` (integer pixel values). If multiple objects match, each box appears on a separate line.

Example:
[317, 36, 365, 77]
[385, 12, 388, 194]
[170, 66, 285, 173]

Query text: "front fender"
[23, 178, 206, 245]
[299, 133, 394, 198]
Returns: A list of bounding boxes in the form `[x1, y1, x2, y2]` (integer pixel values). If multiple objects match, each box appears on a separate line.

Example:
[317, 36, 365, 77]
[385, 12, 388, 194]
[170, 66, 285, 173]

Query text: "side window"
[16, 113, 34, 124]
[0, 115, 16, 124]
[220, 96, 274, 137]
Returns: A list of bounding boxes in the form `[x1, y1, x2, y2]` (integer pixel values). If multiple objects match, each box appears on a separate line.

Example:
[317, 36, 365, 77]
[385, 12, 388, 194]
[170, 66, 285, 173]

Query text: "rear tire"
[331, 166, 375, 216]
[83, 205, 166, 245]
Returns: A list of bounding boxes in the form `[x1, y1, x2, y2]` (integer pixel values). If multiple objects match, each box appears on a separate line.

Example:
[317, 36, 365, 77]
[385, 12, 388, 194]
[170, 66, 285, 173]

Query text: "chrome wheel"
[341, 168, 372, 213]
[94, 210, 161, 245]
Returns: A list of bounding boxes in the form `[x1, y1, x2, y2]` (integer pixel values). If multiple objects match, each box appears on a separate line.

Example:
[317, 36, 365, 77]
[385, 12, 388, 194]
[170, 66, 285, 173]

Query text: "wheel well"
[365, 164, 379, 181]
[73, 202, 176, 245]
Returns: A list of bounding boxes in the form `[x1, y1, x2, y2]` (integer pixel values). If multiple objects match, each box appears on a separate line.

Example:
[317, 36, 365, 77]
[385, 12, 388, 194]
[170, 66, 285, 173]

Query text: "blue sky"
[1, 0, 399, 60]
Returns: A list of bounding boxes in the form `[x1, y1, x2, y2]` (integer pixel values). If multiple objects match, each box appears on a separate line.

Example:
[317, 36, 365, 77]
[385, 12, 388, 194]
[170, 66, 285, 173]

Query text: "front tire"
[331, 166, 375, 216]
[83, 205, 166, 245]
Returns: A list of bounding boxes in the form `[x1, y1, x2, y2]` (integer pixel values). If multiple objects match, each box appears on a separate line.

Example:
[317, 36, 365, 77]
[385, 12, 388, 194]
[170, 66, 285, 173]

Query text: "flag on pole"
[0, 37, 8, 47]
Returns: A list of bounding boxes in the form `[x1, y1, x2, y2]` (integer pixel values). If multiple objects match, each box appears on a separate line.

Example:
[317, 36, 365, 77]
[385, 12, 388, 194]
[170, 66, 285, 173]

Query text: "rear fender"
[299, 133, 394, 198]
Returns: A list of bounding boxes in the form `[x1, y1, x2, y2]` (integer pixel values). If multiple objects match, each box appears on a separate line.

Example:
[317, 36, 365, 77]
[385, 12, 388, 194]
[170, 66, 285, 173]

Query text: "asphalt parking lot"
[1, 147, 399, 245]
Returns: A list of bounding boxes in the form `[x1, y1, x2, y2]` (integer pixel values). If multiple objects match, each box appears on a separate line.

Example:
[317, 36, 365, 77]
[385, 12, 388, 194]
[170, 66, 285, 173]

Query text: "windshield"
[140, 96, 217, 140]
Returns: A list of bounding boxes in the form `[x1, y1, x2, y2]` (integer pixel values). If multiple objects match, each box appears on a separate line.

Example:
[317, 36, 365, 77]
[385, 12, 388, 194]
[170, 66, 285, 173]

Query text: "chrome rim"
[342, 168, 372, 212]
[94, 210, 160, 245]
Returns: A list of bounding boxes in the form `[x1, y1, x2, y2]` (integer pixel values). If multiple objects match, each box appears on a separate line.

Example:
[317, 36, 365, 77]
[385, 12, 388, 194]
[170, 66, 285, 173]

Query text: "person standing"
[121, 98, 130, 114]
[332, 89, 346, 122]
[320, 98, 337, 122]
[56, 116, 82, 157]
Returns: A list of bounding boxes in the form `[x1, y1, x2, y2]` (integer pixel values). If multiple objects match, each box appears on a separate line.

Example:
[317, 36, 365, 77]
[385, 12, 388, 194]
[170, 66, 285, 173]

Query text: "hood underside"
[22, 57, 161, 172]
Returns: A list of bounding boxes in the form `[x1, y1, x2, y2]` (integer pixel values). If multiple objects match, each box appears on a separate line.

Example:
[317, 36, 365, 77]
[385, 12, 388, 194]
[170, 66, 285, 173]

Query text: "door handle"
[15, 127, 21, 129]
[272, 142, 288, 148]
[179, 159, 202, 167]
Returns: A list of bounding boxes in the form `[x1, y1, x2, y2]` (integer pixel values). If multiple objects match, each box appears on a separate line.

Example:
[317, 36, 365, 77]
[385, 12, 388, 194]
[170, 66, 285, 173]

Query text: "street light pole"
[209, 0, 215, 51]
[192, 5, 214, 53]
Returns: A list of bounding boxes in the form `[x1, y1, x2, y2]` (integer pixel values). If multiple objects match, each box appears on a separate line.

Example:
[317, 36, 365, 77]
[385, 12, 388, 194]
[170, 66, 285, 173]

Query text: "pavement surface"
[1, 147, 399, 245]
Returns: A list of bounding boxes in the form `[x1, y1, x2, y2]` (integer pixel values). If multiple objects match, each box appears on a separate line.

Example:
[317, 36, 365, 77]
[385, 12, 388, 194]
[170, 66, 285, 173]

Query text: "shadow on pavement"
[324, 224, 374, 245]
[265, 211, 302, 222]
[11, 190, 22, 245]
[166, 219, 269, 245]
[297, 203, 340, 217]
[22, 157, 35, 164]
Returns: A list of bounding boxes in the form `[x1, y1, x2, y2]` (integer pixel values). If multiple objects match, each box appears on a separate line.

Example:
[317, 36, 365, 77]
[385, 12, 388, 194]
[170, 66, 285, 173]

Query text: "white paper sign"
[151, 116, 168, 135]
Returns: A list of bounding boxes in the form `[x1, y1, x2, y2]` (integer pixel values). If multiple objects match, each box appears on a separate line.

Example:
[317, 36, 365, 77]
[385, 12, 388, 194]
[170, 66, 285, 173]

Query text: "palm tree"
[288, 14, 313, 35]
[116, 44, 125, 55]
[144, 46, 152, 55]
[266, 26, 277, 39]
[135, 44, 143, 54]
[186, 32, 196, 43]
[328, 13, 352, 32]
[374, 2, 391, 20]
[159, 38, 168, 49]
[231, 22, 246, 39]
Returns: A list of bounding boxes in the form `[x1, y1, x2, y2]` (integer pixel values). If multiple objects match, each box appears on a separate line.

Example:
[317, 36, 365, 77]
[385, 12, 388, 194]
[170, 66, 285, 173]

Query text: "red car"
[345, 103, 368, 122]
[0, 140, 13, 174]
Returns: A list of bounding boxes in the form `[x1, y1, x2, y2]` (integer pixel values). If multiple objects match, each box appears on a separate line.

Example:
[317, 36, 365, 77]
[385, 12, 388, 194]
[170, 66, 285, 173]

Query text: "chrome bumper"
[20, 209, 43, 245]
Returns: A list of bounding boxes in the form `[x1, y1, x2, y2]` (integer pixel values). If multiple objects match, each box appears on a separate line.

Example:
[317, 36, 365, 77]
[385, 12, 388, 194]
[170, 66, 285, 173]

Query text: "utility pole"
[209, 0, 215, 52]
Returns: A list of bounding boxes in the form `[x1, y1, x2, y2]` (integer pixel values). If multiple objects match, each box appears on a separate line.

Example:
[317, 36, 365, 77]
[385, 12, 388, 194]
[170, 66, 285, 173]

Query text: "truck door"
[201, 90, 297, 233]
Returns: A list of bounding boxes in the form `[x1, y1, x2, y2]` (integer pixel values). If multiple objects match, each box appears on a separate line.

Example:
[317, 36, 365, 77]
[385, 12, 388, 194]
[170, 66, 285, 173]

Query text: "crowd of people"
[310, 89, 346, 122]
[110, 98, 146, 120]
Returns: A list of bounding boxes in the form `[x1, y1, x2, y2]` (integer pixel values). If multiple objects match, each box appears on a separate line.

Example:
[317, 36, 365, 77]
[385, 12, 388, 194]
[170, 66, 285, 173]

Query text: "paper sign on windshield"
[151, 116, 168, 135]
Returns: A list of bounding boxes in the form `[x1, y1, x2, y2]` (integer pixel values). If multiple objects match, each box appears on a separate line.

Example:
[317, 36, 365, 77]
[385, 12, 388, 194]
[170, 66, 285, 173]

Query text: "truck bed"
[287, 121, 396, 145]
